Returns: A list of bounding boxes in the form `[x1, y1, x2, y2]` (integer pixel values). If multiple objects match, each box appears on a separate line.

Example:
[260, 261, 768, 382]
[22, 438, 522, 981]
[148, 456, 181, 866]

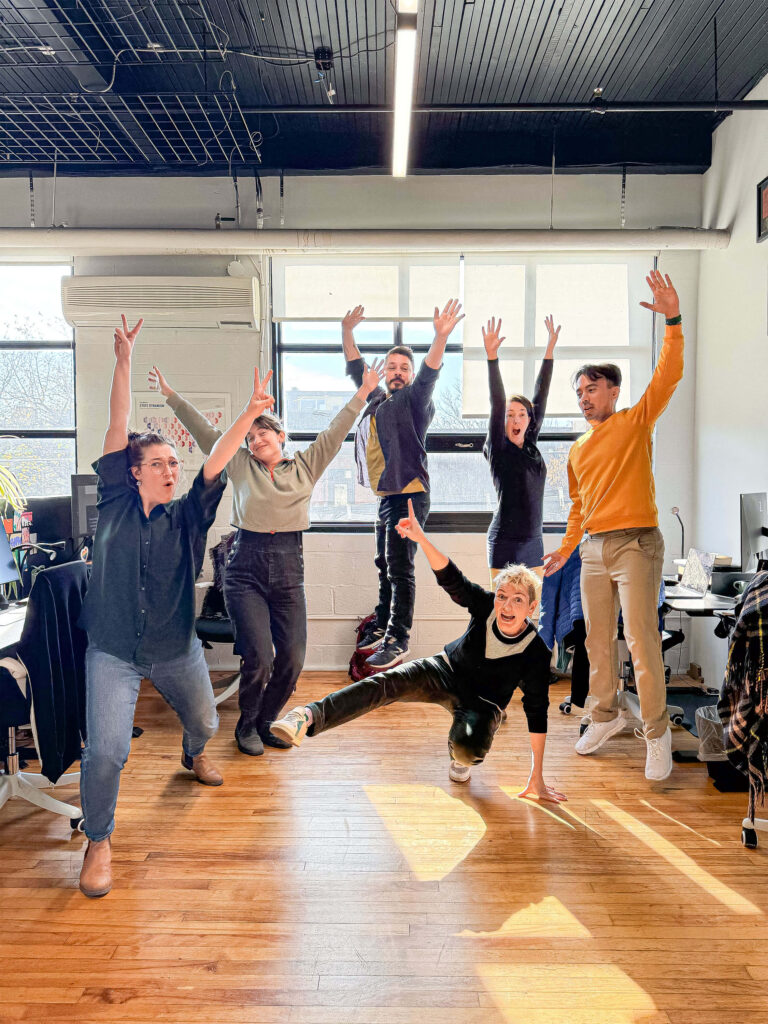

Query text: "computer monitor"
[71, 474, 99, 540]
[740, 492, 768, 572]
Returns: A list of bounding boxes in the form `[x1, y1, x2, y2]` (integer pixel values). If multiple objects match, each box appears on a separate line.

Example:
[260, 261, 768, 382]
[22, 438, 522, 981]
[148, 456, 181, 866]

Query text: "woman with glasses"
[78, 316, 274, 899]
[148, 358, 384, 758]
[483, 314, 561, 578]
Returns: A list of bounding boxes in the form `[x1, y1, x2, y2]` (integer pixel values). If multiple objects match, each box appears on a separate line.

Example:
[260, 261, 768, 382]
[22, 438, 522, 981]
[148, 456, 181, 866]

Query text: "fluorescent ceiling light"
[392, 6, 418, 178]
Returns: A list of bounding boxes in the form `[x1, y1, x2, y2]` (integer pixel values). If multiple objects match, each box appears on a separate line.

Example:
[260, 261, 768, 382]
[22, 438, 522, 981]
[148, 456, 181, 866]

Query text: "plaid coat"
[718, 571, 768, 818]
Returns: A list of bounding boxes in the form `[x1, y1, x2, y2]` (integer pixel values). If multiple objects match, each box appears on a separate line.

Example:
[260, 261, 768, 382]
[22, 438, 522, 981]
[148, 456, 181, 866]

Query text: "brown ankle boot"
[79, 837, 112, 898]
[181, 750, 223, 786]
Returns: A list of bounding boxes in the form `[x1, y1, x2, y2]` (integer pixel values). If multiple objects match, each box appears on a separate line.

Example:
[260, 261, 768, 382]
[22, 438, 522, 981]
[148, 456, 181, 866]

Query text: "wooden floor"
[2, 672, 767, 1024]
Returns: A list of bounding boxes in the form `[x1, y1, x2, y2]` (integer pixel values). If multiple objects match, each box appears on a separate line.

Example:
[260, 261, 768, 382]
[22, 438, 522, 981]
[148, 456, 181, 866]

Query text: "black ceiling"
[0, 0, 766, 176]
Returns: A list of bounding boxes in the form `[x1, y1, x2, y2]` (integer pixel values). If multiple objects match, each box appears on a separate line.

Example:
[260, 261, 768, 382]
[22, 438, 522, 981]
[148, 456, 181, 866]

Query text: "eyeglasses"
[141, 458, 183, 473]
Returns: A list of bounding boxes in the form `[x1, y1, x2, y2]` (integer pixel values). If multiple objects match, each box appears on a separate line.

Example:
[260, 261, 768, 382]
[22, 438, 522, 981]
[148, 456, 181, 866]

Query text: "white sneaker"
[574, 715, 627, 755]
[270, 707, 310, 747]
[640, 726, 672, 781]
[449, 760, 472, 783]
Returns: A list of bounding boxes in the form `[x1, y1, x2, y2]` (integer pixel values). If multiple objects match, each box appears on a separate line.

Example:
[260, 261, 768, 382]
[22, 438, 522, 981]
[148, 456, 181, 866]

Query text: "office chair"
[195, 613, 240, 706]
[0, 560, 88, 825]
[196, 531, 239, 706]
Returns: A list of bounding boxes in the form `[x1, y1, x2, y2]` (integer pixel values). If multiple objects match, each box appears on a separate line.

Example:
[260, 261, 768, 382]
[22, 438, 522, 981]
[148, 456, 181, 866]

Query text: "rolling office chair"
[195, 532, 239, 706]
[0, 560, 88, 825]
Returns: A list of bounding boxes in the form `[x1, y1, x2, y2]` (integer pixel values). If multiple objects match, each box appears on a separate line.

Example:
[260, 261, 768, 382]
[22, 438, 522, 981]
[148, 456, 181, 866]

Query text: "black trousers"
[307, 655, 502, 767]
[374, 492, 430, 642]
[566, 619, 590, 708]
[223, 529, 307, 730]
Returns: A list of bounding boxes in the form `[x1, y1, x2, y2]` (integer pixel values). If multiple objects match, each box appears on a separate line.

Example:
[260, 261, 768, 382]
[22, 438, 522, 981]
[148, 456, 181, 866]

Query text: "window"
[0, 265, 75, 497]
[272, 253, 654, 530]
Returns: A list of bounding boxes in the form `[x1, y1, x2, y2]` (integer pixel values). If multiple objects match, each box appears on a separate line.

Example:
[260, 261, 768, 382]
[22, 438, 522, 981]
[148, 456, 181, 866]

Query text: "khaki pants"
[580, 527, 669, 739]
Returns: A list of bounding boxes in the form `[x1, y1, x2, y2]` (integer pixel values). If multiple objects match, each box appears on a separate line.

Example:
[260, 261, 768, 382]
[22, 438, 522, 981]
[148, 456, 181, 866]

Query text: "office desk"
[0, 603, 27, 655]
[664, 593, 737, 617]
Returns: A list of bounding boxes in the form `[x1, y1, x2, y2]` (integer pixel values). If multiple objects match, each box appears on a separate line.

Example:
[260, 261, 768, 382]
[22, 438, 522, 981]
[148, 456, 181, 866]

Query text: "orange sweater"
[558, 323, 684, 559]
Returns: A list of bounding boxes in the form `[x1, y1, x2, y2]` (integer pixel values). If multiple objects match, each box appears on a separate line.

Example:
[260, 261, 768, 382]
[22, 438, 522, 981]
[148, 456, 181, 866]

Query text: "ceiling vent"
[61, 276, 260, 329]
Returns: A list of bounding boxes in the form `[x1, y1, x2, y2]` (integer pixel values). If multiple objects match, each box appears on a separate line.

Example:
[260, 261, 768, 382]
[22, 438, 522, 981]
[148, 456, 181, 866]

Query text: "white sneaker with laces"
[574, 715, 627, 755]
[270, 707, 310, 747]
[639, 726, 672, 781]
[448, 760, 472, 783]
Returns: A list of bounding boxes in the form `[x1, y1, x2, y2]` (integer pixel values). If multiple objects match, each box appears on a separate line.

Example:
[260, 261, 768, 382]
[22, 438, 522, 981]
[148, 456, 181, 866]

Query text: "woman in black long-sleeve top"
[483, 314, 561, 577]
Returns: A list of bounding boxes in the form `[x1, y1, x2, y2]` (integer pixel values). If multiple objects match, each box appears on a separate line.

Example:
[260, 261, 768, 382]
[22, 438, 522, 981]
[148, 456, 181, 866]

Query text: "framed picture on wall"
[758, 175, 768, 243]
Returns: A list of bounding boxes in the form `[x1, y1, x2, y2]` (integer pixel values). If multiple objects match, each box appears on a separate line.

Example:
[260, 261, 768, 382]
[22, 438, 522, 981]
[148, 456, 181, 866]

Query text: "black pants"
[374, 492, 430, 642]
[223, 529, 307, 731]
[307, 655, 502, 766]
[566, 619, 590, 708]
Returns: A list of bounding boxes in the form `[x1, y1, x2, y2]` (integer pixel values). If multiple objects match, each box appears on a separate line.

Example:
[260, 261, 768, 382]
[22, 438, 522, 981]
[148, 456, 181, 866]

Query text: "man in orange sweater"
[543, 269, 683, 781]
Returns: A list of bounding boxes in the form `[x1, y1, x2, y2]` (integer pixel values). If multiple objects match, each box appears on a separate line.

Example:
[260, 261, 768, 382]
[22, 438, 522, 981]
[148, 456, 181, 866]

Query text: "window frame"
[0, 262, 77, 494]
[272, 320, 579, 533]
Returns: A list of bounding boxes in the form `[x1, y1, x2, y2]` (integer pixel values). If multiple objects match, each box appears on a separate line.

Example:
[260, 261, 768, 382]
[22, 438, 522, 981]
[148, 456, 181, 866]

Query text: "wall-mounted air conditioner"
[61, 276, 260, 329]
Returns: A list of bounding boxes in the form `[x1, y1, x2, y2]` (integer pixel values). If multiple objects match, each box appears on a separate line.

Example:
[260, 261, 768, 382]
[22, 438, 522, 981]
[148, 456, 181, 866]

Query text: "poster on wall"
[758, 175, 768, 243]
[130, 393, 231, 481]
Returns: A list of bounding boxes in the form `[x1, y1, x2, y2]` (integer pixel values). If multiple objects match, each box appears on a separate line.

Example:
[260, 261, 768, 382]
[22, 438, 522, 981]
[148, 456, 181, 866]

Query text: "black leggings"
[307, 656, 502, 767]
[566, 619, 590, 708]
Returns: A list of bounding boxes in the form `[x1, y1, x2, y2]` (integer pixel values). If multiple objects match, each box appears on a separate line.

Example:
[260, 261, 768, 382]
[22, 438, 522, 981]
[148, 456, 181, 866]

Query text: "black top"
[347, 357, 439, 493]
[484, 358, 553, 543]
[79, 448, 226, 664]
[435, 559, 552, 732]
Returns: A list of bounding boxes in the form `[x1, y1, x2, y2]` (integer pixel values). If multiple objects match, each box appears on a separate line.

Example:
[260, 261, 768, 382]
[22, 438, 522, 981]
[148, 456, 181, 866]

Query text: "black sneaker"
[234, 717, 264, 756]
[365, 637, 409, 670]
[357, 623, 386, 652]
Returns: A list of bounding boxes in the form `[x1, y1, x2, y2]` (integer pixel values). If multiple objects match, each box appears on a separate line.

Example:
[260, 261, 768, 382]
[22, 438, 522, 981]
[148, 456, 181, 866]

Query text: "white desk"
[0, 603, 26, 653]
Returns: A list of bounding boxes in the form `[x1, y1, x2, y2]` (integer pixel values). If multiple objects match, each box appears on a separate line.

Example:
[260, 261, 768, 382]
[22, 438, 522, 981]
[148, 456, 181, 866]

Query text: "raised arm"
[529, 315, 559, 439]
[424, 298, 464, 370]
[300, 361, 385, 480]
[103, 315, 143, 456]
[342, 305, 367, 389]
[150, 365, 221, 455]
[483, 317, 507, 455]
[634, 270, 684, 425]
[203, 369, 274, 482]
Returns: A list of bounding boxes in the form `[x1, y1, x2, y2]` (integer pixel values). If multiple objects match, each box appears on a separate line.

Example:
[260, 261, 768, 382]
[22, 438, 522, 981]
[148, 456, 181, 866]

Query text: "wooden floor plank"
[0, 672, 763, 1023]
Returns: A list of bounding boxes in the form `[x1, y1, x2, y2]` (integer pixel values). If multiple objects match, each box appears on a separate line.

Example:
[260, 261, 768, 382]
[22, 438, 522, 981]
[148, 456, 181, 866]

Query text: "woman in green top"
[149, 361, 383, 757]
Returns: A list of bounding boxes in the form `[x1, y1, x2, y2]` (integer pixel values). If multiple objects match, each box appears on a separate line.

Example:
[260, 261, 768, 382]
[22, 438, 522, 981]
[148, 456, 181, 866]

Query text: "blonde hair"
[492, 563, 540, 604]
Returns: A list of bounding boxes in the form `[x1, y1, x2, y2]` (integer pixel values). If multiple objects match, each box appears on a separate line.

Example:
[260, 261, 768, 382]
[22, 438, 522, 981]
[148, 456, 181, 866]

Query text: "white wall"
[1, 169, 702, 668]
[692, 75, 768, 687]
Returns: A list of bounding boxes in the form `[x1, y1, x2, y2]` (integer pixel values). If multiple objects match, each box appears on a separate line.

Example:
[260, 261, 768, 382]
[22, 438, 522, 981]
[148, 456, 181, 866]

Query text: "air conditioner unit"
[61, 276, 260, 330]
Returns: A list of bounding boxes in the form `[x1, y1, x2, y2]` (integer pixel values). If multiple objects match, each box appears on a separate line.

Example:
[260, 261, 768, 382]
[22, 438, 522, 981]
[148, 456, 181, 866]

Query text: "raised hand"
[482, 316, 505, 358]
[433, 298, 465, 340]
[342, 305, 366, 333]
[148, 364, 172, 397]
[395, 497, 426, 545]
[248, 368, 275, 415]
[639, 269, 680, 319]
[516, 776, 567, 803]
[360, 358, 385, 397]
[544, 314, 561, 349]
[113, 314, 143, 362]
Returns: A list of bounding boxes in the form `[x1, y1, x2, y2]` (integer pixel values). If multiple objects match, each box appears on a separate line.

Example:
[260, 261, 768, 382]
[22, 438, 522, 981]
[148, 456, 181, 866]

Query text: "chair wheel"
[671, 714, 685, 726]
[71, 817, 85, 832]
[559, 700, 573, 715]
[742, 827, 758, 849]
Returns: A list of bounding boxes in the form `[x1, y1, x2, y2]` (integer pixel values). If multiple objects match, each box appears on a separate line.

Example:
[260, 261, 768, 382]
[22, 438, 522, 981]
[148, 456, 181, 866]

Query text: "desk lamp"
[671, 507, 685, 561]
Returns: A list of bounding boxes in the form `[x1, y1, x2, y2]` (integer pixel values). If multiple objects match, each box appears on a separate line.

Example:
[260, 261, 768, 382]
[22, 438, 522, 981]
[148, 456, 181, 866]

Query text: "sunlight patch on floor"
[362, 784, 486, 881]
[457, 895, 591, 938]
[593, 799, 760, 915]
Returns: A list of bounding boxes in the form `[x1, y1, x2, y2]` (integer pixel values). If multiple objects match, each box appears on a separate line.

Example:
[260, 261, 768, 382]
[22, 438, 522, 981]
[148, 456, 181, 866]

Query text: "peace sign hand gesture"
[247, 368, 275, 417]
[113, 314, 143, 362]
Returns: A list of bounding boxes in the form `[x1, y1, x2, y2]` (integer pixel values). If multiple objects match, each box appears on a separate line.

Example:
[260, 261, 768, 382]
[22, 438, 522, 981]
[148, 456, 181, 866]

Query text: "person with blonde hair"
[271, 499, 565, 800]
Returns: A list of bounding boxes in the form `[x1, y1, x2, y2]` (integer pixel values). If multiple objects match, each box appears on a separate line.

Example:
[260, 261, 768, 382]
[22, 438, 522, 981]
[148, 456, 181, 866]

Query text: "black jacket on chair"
[17, 560, 89, 783]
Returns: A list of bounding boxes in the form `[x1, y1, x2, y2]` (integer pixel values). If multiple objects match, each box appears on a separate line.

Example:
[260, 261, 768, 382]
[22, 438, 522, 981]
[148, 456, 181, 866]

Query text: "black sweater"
[434, 560, 552, 732]
[484, 357, 553, 543]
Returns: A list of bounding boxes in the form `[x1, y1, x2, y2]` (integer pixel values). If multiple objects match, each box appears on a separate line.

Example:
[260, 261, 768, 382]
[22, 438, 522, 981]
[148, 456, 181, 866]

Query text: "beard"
[387, 378, 406, 392]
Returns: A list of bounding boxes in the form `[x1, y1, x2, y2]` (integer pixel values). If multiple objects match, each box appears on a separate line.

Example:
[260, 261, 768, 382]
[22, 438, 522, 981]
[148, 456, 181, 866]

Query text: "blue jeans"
[374, 492, 431, 642]
[80, 641, 218, 842]
[223, 530, 307, 731]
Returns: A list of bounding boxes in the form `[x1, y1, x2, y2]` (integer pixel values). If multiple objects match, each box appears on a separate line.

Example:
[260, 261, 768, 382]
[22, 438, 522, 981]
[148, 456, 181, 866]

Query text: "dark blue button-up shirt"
[79, 448, 226, 665]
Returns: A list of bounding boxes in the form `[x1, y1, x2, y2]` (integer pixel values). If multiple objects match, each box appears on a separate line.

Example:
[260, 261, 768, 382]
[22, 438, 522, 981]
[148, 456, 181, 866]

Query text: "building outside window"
[0, 264, 75, 498]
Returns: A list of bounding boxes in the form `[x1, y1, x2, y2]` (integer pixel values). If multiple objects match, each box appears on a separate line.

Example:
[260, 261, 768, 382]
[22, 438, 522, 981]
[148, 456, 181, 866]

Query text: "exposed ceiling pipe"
[231, 101, 768, 115]
[0, 227, 729, 257]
